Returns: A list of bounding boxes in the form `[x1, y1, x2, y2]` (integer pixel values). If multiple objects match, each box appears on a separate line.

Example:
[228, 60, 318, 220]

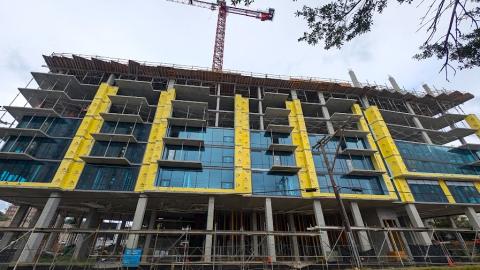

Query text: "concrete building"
[1, 53, 480, 268]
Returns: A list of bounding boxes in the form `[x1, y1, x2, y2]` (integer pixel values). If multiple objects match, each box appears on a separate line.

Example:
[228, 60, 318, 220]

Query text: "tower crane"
[168, 0, 275, 71]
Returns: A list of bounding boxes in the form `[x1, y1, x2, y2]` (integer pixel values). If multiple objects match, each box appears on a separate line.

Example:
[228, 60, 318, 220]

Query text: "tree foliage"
[232, 0, 480, 79]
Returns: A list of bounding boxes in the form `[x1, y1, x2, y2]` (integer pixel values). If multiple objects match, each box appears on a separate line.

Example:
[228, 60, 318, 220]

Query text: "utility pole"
[313, 128, 362, 269]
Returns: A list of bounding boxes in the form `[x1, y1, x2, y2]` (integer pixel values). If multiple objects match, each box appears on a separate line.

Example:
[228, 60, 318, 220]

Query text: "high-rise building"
[0, 53, 480, 268]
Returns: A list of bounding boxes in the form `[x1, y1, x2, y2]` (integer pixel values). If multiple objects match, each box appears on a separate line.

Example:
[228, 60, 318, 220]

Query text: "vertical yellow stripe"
[53, 83, 118, 190]
[287, 99, 319, 198]
[136, 89, 175, 191]
[234, 94, 252, 194]
[465, 114, 480, 138]
[439, 180, 456, 203]
[352, 104, 397, 200]
[364, 106, 413, 202]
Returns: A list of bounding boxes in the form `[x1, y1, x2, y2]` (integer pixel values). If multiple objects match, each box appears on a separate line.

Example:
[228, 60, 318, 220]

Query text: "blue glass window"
[0, 160, 59, 183]
[251, 131, 292, 148]
[251, 150, 295, 169]
[76, 164, 138, 191]
[252, 171, 300, 197]
[317, 175, 386, 195]
[16, 116, 80, 138]
[100, 121, 151, 141]
[408, 180, 448, 203]
[396, 140, 480, 175]
[446, 181, 480, 204]
[163, 145, 234, 167]
[90, 141, 146, 164]
[1, 136, 71, 160]
[155, 168, 233, 189]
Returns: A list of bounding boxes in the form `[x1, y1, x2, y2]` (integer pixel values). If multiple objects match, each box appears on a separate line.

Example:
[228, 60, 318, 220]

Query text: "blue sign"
[122, 248, 142, 267]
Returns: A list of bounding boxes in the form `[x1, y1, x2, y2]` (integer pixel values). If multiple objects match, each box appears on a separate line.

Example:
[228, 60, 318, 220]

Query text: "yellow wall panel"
[234, 94, 252, 194]
[439, 180, 456, 203]
[465, 114, 480, 137]
[287, 99, 320, 197]
[53, 83, 118, 190]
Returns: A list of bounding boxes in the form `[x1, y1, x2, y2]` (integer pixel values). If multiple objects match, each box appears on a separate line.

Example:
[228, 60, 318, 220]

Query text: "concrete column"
[44, 212, 65, 251]
[204, 196, 215, 262]
[143, 211, 157, 257]
[113, 220, 126, 253]
[258, 87, 264, 130]
[348, 70, 361, 87]
[106, 74, 116, 85]
[318, 92, 335, 134]
[215, 84, 220, 127]
[288, 214, 300, 261]
[251, 211, 259, 257]
[449, 217, 468, 252]
[291, 89, 298, 99]
[73, 209, 100, 260]
[17, 193, 61, 263]
[404, 204, 432, 246]
[465, 207, 480, 230]
[167, 79, 175, 89]
[126, 194, 148, 249]
[265, 198, 276, 262]
[0, 204, 29, 249]
[350, 202, 372, 251]
[313, 200, 331, 257]
[422, 84, 434, 96]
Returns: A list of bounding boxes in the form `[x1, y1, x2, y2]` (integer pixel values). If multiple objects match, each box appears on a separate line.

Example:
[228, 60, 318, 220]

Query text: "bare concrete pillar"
[318, 92, 335, 134]
[215, 84, 221, 127]
[449, 217, 468, 252]
[288, 214, 300, 261]
[265, 198, 276, 262]
[18, 193, 61, 263]
[167, 79, 175, 89]
[113, 219, 126, 253]
[44, 212, 65, 251]
[143, 211, 157, 257]
[0, 205, 29, 249]
[204, 197, 215, 262]
[106, 74, 116, 85]
[465, 207, 480, 230]
[73, 209, 100, 260]
[348, 70, 361, 87]
[252, 211, 259, 257]
[350, 202, 372, 251]
[422, 84, 434, 96]
[126, 194, 148, 249]
[404, 204, 432, 246]
[313, 200, 332, 258]
[291, 89, 298, 99]
[258, 87, 264, 130]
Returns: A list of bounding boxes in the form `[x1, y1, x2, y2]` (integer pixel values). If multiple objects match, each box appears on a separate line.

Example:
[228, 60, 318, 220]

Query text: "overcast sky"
[0, 0, 478, 211]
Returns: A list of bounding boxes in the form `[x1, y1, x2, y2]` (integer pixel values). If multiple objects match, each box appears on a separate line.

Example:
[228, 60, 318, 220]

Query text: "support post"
[44, 212, 65, 251]
[465, 207, 480, 230]
[350, 202, 372, 252]
[313, 200, 331, 258]
[73, 209, 100, 260]
[288, 214, 300, 261]
[318, 93, 334, 134]
[265, 197, 276, 262]
[126, 194, 148, 249]
[252, 211, 259, 257]
[0, 205, 29, 249]
[204, 196, 215, 262]
[17, 193, 61, 263]
[404, 204, 432, 246]
[143, 211, 157, 257]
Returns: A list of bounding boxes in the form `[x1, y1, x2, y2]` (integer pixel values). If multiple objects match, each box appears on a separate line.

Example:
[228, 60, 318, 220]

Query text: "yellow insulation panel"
[234, 94, 252, 194]
[353, 104, 397, 200]
[52, 83, 118, 190]
[393, 177, 415, 202]
[287, 99, 320, 198]
[136, 89, 175, 192]
[439, 180, 456, 203]
[465, 114, 480, 137]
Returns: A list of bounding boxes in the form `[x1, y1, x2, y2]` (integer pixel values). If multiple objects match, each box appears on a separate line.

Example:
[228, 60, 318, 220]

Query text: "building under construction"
[1, 53, 480, 269]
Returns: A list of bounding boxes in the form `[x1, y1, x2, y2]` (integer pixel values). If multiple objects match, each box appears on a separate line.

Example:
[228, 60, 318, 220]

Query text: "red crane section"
[168, 0, 275, 71]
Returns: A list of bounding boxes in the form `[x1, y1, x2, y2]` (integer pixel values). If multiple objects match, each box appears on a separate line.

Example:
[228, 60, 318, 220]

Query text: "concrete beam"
[126, 194, 148, 249]
[265, 198, 276, 262]
[404, 204, 432, 246]
[204, 196, 215, 262]
[313, 200, 332, 258]
[350, 202, 372, 251]
[18, 193, 61, 263]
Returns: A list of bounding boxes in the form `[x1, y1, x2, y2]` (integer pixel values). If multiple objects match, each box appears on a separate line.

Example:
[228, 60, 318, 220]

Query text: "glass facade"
[250, 131, 300, 196]
[1, 136, 71, 160]
[446, 181, 480, 204]
[90, 141, 146, 164]
[156, 127, 235, 189]
[407, 180, 449, 203]
[308, 134, 386, 195]
[76, 164, 139, 191]
[396, 140, 480, 175]
[16, 115, 80, 138]
[0, 160, 59, 183]
[100, 121, 151, 141]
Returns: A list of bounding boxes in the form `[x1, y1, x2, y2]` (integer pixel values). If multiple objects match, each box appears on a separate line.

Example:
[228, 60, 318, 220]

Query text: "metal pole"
[316, 129, 362, 269]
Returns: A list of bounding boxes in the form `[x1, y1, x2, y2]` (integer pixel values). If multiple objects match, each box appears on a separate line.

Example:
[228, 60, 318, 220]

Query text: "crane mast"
[168, 0, 274, 71]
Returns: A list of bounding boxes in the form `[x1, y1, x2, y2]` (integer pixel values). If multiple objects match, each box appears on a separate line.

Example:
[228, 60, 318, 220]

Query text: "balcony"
[339, 148, 377, 156]
[31, 72, 98, 96]
[3, 106, 61, 121]
[157, 159, 203, 169]
[325, 98, 356, 113]
[163, 137, 204, 147]
[80, 155, 136, 166]
[168, 100, 208, 128]
[346, 160, 384, 176]
[19, 88, 91, 108]
[267, 143, 297, 152]
[0, 127, 49, 139]
[270, 164, 301, 173]
[263, 92, 289, 108]
[265, 124, 293, 134]
[174, 84, 210, 103]
[90, 133, 138, 143]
